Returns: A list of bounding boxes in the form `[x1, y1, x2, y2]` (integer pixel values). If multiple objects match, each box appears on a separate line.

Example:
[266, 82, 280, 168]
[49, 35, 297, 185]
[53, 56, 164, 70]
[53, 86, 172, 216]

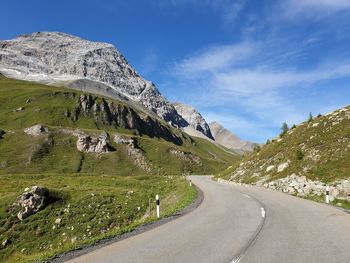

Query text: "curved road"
[67, 176, 350, 263]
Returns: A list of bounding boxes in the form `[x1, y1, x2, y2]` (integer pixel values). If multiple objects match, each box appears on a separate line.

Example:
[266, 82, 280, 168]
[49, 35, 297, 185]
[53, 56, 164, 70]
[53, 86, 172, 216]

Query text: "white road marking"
[261, 207, 266, 218]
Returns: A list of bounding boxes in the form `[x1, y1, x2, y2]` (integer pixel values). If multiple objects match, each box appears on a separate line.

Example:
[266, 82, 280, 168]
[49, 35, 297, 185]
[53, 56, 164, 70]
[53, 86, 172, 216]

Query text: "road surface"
[67, 176, 350, 263]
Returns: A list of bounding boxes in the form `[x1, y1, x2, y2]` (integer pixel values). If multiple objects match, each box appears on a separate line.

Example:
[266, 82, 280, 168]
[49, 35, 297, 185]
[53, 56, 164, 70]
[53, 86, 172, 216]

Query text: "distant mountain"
[0, 31, 187, 128]
[172, 102, 214, 140]
[209, 121, 256, 153]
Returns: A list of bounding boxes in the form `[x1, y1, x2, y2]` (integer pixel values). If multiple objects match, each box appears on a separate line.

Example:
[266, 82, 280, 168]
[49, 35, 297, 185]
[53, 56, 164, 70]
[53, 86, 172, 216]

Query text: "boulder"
[24, 124, 49, 136]
[12, 186, 49, 220]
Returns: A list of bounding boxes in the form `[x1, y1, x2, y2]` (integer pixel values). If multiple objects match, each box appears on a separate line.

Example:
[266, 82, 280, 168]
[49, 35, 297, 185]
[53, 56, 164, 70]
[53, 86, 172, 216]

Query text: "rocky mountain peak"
[172, 102, 214, 140]
[209, 121, 256, 153]
[0, 31, 187, 127]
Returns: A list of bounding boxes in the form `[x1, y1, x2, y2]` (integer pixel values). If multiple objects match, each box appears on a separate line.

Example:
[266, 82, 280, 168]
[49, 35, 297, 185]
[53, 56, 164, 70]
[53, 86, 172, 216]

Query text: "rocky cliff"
[209, 121, 256, 153]
[0, 32, 187, 127]
[173, 102, 213, 140]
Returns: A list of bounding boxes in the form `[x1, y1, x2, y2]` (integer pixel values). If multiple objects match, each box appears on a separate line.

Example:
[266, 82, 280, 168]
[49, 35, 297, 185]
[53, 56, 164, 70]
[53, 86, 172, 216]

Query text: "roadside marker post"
[325, 186, 330, 204]
[156, 194, 160, 218]
[189, 177, 192, 187]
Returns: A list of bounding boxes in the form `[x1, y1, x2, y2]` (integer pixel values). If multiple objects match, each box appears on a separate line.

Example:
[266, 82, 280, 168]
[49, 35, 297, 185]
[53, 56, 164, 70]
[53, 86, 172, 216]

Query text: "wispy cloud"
[168, 39, 350, 142]
[154, 0, 247, 25]
[173, 42, 255, 75]
[282, 0, 350, 18]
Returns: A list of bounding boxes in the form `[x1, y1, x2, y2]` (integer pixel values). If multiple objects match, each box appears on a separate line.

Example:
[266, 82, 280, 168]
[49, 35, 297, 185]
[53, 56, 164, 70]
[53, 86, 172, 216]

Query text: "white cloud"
[174, 42, 255, 75]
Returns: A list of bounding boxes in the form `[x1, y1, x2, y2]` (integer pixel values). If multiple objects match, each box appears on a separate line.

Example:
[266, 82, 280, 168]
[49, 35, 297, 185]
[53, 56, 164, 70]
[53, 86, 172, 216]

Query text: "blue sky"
[1, 0, 350, 142]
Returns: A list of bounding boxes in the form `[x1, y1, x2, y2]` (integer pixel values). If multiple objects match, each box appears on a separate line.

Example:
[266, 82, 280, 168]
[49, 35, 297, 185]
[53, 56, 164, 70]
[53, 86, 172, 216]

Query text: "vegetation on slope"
[218, 107, 350, 184]
[0, 77, 239, 262]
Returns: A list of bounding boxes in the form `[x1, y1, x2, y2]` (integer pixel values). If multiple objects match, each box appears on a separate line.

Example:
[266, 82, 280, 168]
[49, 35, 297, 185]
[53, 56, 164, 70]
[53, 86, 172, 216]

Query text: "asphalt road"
[67, 176, 350, 263]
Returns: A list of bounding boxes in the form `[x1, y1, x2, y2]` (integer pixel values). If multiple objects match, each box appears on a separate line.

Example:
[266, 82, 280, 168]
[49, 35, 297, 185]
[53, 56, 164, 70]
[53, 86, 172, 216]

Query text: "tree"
[308, 112, 313, 122]
[291, 124, 296, 129]
[266, 139, 271, 145]
[295, 148, 304, 160]
[281, 122, 289, 135]
[253, 144, 261, 152]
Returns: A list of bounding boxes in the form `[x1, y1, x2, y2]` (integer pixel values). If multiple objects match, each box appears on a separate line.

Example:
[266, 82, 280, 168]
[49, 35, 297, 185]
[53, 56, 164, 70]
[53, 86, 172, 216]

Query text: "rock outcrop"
[24, 124, 49, 136]
[0, 32, 187, 128]
[11, 186, 49, 220]
[209, 121, 256, 153]
[172, 102, 213, 140]
[75, 93, 183, 145]
[76, 131, 113, 153]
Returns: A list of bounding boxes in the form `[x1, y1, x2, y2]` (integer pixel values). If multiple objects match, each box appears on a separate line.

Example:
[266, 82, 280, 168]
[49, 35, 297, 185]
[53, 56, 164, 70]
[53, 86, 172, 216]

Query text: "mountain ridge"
[209, 121, 256, 153]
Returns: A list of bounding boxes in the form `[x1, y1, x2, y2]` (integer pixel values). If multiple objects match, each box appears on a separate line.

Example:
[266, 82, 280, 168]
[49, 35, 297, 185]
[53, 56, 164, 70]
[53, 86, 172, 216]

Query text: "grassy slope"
[0, 77, 239, 262]
[0, 76, 239, 176]
[218, 107, 350, 184]
[0, 174, 196, 262]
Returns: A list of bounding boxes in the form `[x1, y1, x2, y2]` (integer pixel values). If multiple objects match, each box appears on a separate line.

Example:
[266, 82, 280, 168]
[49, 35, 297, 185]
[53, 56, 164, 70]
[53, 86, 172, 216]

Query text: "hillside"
[218, 107, 350, 205]
[0, 76, 239, 262]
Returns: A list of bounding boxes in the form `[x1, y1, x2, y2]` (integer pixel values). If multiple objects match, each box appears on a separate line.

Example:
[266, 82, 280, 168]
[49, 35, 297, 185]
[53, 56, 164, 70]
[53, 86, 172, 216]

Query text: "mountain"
[0, 31, 187, 128]
[209, 121, 256, 153]
[218, 107, 350, 203]
[172, 102, 214, 140]
[0, 33, 241, 263]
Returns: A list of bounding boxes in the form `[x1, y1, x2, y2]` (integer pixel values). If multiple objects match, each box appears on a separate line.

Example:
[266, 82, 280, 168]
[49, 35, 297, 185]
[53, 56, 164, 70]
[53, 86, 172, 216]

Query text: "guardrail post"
[325, 186, 330, 204]
[156, 194, 160, 218]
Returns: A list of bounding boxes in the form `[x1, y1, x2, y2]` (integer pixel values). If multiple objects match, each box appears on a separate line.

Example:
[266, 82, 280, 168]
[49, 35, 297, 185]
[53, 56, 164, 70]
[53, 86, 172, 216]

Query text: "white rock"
[24, 124, 49, 136]
[277, 162, 289, 172]
[266, 165, 275, 172]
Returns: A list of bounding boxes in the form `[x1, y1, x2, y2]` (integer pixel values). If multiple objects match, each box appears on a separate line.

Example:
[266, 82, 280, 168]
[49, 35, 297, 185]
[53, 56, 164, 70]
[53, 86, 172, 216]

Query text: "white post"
[325, 186, 330, 204]
[156, 194, 160, 218]
[189, 177, 192, 187]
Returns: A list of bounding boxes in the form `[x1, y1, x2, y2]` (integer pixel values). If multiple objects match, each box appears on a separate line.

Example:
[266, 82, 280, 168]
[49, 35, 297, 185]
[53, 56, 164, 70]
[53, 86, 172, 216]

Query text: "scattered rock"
[277, 161, 290, 173]
[266, 165, 274, 172]
[1, 239, 8, 248]
[11, 186, 49, 220]
[25, 99, 31, 104]
[0, 129, 5, 138]
[15, 107, 24, 112]
[169, 149, 202, 165]
[0, 161, 8, 168]
[54, 218, 62, 224]
[24, 124, 49, 136]
[114, 134, 151, 172]
[263, 174, 350, 201]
